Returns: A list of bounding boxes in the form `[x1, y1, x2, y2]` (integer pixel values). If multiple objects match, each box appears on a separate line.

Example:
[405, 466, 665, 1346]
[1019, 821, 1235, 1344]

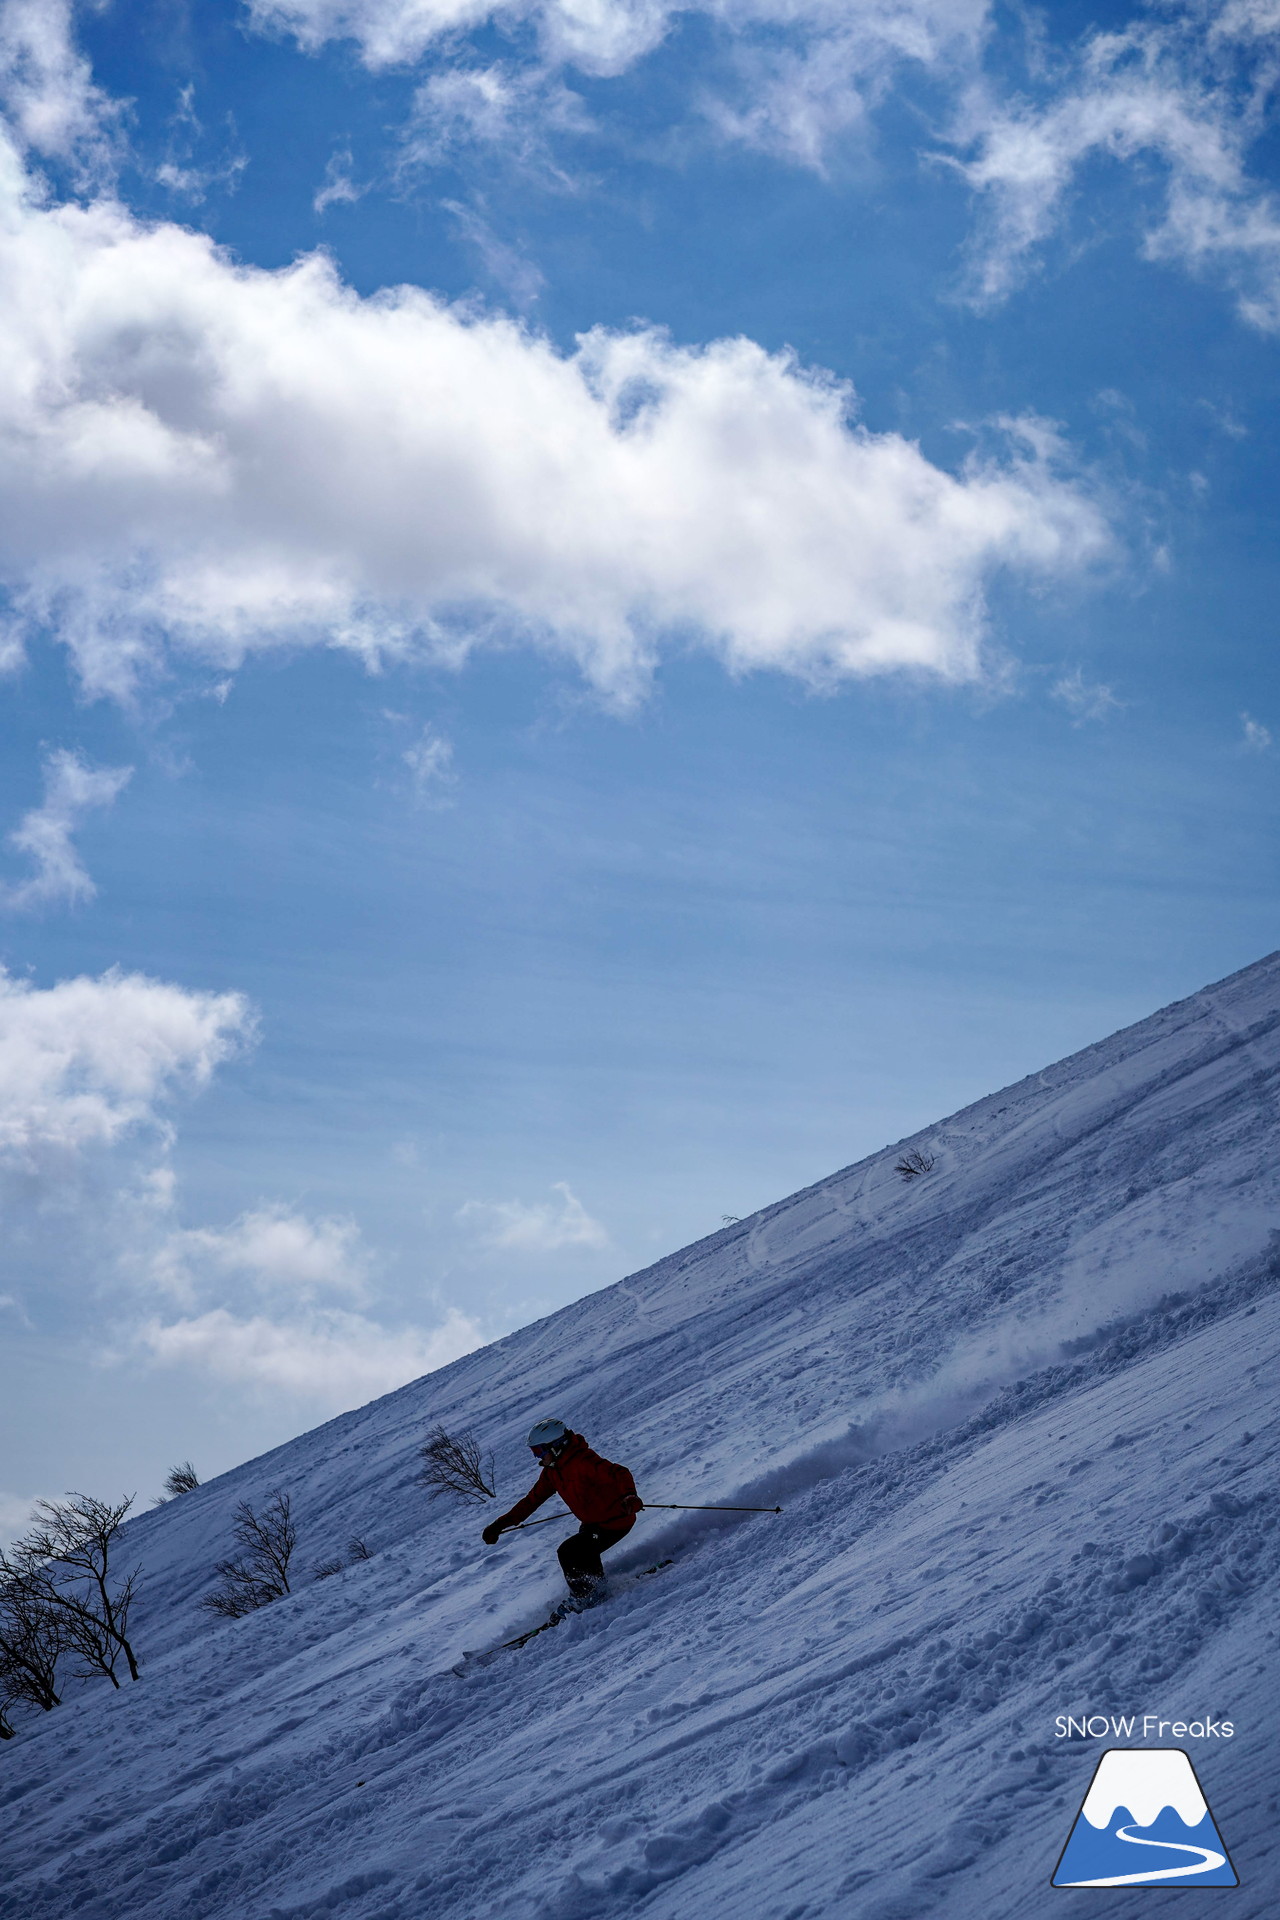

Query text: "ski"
[501, 1615, 562, 1651]
[499, 1560, 674, 1647]
[454, 1560, 676, 1671]
[453, 1609, 566, 1670]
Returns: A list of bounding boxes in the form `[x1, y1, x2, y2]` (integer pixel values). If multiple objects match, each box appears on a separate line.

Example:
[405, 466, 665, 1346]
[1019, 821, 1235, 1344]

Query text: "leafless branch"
[9, 1494, 141, 1686]
[894, 1148, 935, 1181]
[0, 1558, 68, 1730]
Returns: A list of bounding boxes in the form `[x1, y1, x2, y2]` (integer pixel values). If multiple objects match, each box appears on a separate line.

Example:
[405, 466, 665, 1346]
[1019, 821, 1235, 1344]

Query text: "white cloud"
[0, 0, 118, 178]
[1, 747, 132, 911]
[251, 0, 667, 74]
[1241, 710, 1271, 751]
[251, 0, 989, 176]
[0, 967, 254, 1364]
[137, 1302, 483, 1404]
[0, 963, 476, 1421]
[141, 1197, 485, 1410]
[154, 1205, 372, 1306]
[1051, 666, 1121, 723]
[0, 967, 252, 1159]
[955, 5, 1280, 330]
[247, 0, 986, 126]
[459, 1180, 610, 1252]
[0, 131, 1108, 705]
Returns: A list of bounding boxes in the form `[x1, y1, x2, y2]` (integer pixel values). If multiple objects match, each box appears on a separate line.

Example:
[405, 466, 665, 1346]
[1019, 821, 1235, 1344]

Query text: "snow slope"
[5, 952, 1280, 1917]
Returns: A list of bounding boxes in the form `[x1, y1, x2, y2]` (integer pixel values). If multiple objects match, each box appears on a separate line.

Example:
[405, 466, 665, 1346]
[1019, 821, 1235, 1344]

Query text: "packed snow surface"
[5, 953, 1280, 1916]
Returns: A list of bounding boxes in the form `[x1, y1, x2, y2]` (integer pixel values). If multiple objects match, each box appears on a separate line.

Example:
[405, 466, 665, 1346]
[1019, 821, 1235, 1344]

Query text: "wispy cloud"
[702, 0, 986, 170]
[1240, 710, 1271, 751]
[954, 4, 1280, 331]
[154, 84, 247, 203]
[1052, 667, 1122, 724]
[403, 724, 458, 804]
[443, 199, 545, 306]
[1, 749, 132, 912]
[248, 0, 985, 171]
[459, 1181, 610, 1252]
[313, 147, 364, 213]
[402, 64, 590, 181]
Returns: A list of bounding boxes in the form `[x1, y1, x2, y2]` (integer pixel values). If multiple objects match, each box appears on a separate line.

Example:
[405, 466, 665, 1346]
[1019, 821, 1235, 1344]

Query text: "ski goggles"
[530, 1441, 561, 1459]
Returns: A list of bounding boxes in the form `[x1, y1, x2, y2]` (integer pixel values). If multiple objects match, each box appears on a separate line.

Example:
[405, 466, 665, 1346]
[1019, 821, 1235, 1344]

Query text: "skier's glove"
[482, 1521, 505, 1546]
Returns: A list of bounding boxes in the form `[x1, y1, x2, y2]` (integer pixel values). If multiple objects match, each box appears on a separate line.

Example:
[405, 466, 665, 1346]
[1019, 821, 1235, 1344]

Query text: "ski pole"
[500, 1501, 782, 1533]
[641, 1503, 783, 1514]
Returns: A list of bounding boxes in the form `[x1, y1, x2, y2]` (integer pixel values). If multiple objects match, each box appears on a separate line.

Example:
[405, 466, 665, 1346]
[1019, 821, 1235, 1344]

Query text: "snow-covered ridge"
[4, 951, 1280, 1917]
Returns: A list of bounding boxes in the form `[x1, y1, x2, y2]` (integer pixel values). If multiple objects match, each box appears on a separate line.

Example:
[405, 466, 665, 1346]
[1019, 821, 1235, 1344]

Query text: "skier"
[482, 1418, 643, 1607]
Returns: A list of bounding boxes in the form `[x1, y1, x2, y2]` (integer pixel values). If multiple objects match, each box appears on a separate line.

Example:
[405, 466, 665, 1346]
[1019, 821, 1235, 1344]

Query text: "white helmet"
[527, 1417, 568, 1452]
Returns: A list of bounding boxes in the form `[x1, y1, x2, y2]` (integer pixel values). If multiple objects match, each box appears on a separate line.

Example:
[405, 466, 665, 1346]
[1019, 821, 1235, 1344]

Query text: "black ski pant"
[557, 1523, 629, 1598]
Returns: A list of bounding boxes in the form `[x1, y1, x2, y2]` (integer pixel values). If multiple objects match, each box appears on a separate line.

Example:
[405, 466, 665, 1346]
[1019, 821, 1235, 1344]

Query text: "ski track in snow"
[5, 953, 1280, 1917]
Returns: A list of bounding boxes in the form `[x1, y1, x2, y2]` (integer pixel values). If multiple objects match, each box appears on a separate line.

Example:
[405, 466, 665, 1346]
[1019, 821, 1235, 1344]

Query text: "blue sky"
[0, 0, 1277, 1522]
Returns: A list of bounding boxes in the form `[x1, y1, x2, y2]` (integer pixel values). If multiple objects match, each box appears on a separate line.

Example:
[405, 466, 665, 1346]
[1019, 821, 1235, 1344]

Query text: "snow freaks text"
[1054, 1715, 1235, 1740]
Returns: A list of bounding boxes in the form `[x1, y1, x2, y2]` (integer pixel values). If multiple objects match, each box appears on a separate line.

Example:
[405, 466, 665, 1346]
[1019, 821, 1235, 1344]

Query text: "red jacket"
[499, 1433, 641, 1534]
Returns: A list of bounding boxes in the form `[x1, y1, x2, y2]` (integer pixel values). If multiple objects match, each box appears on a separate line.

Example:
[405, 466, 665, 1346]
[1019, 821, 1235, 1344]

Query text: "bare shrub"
[418, 1427, 495, 1505]
[7, 1496, 141, 1687]
[201, 1492, 296, 1619]
[312, 1532, 375, 1581]
[0, 1562, 68, 1732]
[158, 1462, 200, 1502]
[894, 1148, 935, 1181]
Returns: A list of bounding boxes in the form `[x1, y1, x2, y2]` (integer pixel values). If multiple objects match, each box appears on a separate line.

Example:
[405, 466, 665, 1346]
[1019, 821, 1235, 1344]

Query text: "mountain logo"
[1052, 1748, 1238, 1887]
